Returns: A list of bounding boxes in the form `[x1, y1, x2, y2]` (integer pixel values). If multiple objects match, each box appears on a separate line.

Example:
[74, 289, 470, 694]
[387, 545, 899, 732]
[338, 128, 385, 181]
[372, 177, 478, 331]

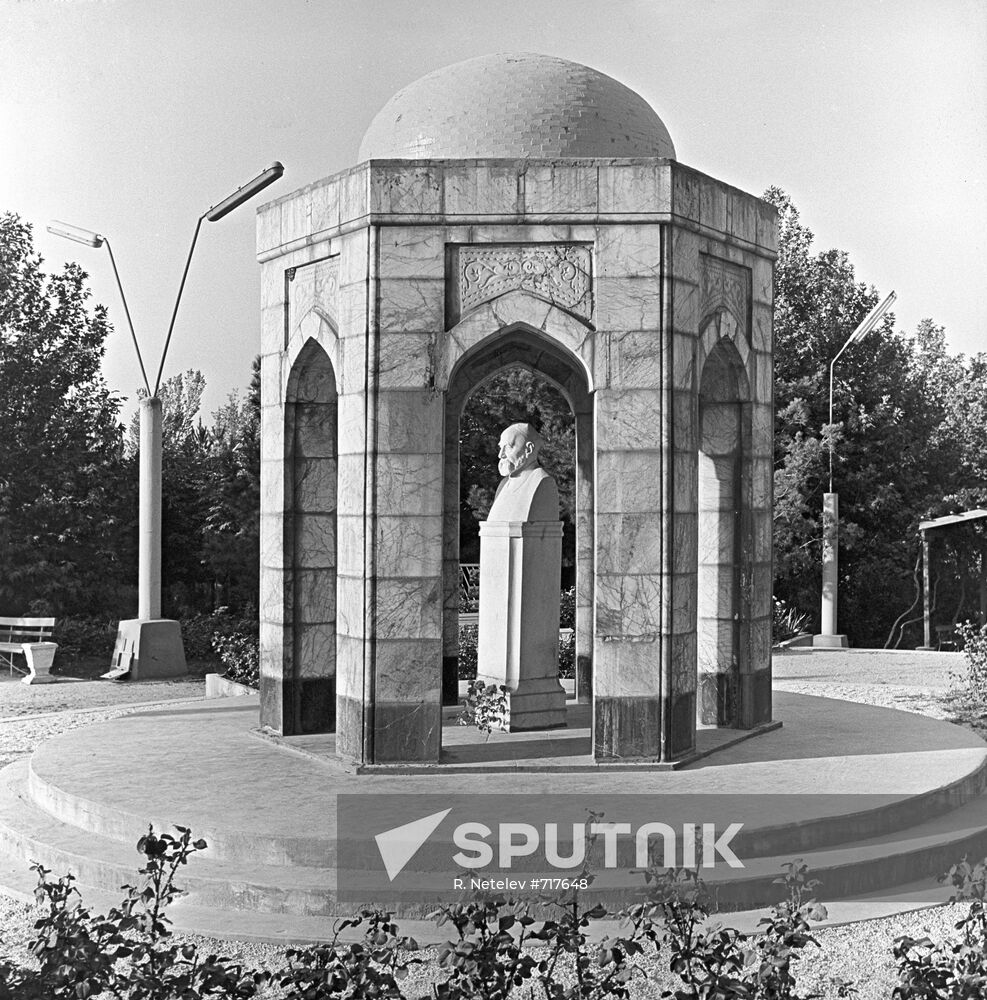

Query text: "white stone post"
[814, 492, 848, 647]
[138, 396, 163, 620]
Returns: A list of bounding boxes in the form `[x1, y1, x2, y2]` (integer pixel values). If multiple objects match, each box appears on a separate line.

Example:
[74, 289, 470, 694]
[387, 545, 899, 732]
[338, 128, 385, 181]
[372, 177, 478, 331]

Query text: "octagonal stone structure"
[256, 54, 776, 765]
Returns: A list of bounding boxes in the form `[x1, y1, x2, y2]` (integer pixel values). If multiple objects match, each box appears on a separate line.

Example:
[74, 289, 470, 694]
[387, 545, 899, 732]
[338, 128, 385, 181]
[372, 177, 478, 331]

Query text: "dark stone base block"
[697, 670, 738, 727]
[594, 694, 695, 762]
[741, 669, 773, 727]
[336, 696, 441, 764]
[575, 654, 592, 704]
[259, 675, 335, 736]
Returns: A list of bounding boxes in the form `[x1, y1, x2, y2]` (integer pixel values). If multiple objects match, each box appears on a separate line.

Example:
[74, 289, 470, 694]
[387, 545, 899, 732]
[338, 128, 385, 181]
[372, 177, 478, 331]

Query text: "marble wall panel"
[334, 633, 366, 701]
[595, 449, 662, 514]
[671, 389, 698, 454]
[443, 165, 520, 216]
[672, 514, 698, 575]
[595, 276, 661, 333]
[727, 192, 757, 245]
[752, 258, 772, 308]
[335, 513, 364, 578]
[753, 350, 773, 403]
[670, 227, 701, 282]
[671, 330, 697, 391]
[378, 277, 445, 334]
[595, 572, 663, 638]
[374, 576, 443, 641]
[752, 456, 773, 508]
[699, 179, 726, 234]
[595, 388, 662, 452]
[340, 167, 370, 228]
[670, 631, 698, 688]
[756, 199, 779, 254]
[752, 404, 774, 456]
[376, 452, 445, 518]
[294, 624, 335, 678]
[293, 514, 335, 569]
[335, 453, 366, 513]
[257, 204, 282, 257]
[294, 566, 335, 624]
[339, 227, 370, 286]
[310, 178, 341, 235]
[376, 389, 444, 455]
[752, 303, 772, 355]
[261, 305, 282, 355]
[523, 164, 598, 215]
[671, 277, 699, 338]
[280, 191, 311, 249]
[610, 331, 663, 389]
[591, 639, 661, 698]
[375, 515, 443, 578]
[293, 455, 336, 509]
[336, 283, 368, 345]
[377, 333, 434, 389]
[597, 163, 669, 214]
[336, 393, 367, 460]
[670, 165, 700, 225]
[672, 451, 698, 513]
[260, 458, 288, 515]
[378, 227, 446, 279]
[670, 571, 697, 634]
[370, 166, 442, 216]
[596, 225, 662, 278]
[595, 513, 662, 576]
[336, 572, 368, 641]
[374, 637, 443, 702]
[466, 223, 572, 244]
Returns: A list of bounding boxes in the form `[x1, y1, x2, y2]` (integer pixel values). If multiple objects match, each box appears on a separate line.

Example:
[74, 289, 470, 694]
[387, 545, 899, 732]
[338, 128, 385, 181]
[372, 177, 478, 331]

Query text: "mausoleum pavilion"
[255, 52, 777, 766]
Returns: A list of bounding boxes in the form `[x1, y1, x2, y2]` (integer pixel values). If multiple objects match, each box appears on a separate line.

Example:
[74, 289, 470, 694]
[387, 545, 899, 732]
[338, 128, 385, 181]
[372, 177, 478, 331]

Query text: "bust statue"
[487, 423, 560, 523]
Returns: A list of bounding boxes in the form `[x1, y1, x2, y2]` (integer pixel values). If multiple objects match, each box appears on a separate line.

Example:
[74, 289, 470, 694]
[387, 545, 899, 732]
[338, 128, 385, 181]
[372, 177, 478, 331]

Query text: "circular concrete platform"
[1, 691, 986, 942]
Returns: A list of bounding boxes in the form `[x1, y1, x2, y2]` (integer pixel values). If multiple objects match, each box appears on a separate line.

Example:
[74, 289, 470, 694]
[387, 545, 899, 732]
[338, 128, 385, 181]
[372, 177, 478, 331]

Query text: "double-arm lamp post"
[813, 290, 897, 648]
[48, 161, 283, 678]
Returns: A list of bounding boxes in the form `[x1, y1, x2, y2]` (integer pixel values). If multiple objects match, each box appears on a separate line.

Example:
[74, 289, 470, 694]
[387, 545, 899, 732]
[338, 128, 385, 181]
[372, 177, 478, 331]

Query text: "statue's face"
[498, 429, 532, 477]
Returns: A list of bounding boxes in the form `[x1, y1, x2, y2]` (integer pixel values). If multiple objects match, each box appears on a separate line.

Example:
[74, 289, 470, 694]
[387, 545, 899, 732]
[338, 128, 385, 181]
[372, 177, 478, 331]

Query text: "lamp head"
[205, 161, 284, 222]
[47, 221, 104, 248]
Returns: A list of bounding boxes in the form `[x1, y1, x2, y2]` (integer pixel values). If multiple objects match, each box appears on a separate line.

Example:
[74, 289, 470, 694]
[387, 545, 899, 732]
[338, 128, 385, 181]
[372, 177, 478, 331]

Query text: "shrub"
[773, 596, 813, 643]
[458, 680, 509, 736]
[956, 620, 987, 703]
[52, 616, 118, 660]
[211, 623, 259, 688]
[458, 624, 479, 679]
[559, 585, 576, 629]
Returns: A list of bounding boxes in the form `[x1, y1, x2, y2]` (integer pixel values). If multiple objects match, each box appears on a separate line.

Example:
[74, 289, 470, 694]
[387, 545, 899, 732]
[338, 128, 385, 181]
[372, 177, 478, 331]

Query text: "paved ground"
[0, 648, 982, 999]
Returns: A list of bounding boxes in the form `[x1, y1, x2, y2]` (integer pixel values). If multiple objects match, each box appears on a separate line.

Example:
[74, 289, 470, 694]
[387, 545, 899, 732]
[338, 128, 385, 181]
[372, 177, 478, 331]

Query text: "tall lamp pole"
[813, 290, 897, 648]
[48, 161, 283, 679]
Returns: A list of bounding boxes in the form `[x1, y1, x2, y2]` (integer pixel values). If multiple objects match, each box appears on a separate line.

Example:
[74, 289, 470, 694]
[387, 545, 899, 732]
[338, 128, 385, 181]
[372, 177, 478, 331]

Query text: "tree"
[767, 189, 987, 645]
[0, 212, 131, 615]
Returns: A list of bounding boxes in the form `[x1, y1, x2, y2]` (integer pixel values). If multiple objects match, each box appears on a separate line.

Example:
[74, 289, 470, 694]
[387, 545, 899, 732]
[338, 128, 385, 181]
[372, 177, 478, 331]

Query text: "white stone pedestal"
[105, 619, 187, 681]
[476, 520, 566, 731]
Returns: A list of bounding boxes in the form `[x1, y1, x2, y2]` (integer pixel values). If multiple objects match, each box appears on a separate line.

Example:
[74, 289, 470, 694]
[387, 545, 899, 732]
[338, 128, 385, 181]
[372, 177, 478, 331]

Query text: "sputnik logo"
[374, 808, 451, 880]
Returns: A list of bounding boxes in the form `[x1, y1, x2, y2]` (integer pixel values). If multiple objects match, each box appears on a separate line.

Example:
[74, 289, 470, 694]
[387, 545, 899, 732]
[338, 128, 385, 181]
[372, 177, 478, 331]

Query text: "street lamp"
[48, 161, 284, 679]
[814, 290, 897, 648]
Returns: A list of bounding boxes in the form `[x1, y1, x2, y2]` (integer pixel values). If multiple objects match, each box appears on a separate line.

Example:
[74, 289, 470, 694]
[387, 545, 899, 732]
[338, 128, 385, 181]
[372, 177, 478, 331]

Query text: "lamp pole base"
[104, 619, 187, 680]
[812, 634, 849, 649]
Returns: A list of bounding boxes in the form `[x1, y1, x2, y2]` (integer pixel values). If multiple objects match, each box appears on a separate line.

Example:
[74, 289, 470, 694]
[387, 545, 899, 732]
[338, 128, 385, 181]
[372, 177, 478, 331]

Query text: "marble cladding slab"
[293, 567, 335, 625]
[595, 388, 663, 452]
[592, 639, 662, 698]
[608, 330, 664, 389]
[293, 457, 336, 505]
[524, 164, 599, 214]
[335, 573, 368, 640]
[378, 227, 446, 278]
[443, 164, 522, 215]
[378, 277, 445, 333]
[377, 333, 434, 389]
[595, 572, 663, 638]
[375, 515, 443, 577]
[293, 513, 335, 570]
[672, 514, 698, 574]
[336, 283, 368, 345]
[374, 452, 445, 517]
[335, 632, 366, 700]
[335, 454, 366, 515]
[376, 390, 444, 454]
[335, 514, 365, 578]
[672, 452, 698, 513]
[373, 637, 443, 702]
[595, 513, 662, 576]
[595, 275, 661, 333]
[371, 166, 443, 216]
[671, 390, 698, 453]
[294, 623, 335, 678]
[374, 576, 443, 641]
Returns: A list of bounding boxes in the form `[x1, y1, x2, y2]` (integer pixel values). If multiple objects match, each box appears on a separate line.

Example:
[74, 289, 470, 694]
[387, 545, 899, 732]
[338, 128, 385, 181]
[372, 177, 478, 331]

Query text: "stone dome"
[358, 53, 675, 161]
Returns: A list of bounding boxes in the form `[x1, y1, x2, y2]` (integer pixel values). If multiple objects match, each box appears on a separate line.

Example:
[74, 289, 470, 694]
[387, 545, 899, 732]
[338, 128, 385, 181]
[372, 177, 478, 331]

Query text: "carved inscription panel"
[699, 254, 751, 344]
[286, 256, 340, 349]
[450, 244, 592, 326]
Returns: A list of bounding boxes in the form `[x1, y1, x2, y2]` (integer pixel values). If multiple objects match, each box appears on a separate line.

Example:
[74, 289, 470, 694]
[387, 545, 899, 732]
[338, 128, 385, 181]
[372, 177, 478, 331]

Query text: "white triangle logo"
[374, 808, 451, 881]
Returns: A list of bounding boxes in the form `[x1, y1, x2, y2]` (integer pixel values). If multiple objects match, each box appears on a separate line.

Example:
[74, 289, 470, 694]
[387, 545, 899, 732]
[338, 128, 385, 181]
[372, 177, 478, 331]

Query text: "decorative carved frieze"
[451, 244, 592, 325]
[699, 254, 751, 343]
[285, 256, 340, 349]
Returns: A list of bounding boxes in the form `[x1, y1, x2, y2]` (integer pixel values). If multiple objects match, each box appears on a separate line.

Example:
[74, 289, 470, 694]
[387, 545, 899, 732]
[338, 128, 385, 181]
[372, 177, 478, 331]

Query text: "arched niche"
[282, 338, 338, 735]
[441, 324, 595, 709]
[696, 336, 753, 727]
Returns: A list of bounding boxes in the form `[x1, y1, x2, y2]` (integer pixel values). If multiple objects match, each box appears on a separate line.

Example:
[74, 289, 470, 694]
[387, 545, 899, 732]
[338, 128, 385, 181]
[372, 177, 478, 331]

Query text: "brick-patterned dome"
[358, 53, 675, 161]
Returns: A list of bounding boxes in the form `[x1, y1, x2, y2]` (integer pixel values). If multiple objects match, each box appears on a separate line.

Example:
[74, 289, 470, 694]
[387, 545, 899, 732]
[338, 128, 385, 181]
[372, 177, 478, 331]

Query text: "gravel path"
[0, 653, 982, 998]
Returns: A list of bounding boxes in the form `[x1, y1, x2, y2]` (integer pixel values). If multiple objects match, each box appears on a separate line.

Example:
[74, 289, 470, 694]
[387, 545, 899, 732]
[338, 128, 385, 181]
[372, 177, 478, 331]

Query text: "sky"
[2, 0, 985, 421]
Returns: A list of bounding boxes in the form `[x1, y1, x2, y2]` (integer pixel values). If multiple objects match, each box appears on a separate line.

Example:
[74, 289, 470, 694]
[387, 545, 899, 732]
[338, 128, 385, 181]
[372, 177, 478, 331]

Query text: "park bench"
[0, 616, 58, 685]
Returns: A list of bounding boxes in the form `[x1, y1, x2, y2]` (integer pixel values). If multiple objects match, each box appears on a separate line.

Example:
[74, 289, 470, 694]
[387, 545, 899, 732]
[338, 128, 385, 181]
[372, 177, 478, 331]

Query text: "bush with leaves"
[458, 680, 509, 736]
[893, 857, 986, 999]
[211, 620, 259, 688]
[955, 620, 987, 704]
